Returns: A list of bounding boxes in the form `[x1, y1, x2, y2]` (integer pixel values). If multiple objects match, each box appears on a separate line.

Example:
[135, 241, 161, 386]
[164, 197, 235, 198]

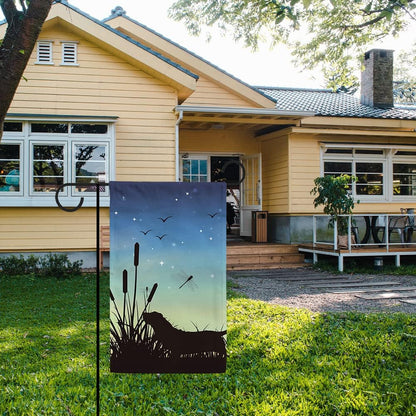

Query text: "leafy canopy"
[311, 175, 358, 234]
[169, 0, 416, 90]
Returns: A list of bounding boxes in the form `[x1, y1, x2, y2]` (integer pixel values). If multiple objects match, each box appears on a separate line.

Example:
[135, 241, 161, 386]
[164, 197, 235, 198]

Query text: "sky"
[109, 182, 227, 332]
[34, 0, 415, 89]
[1, 1, 415, 88]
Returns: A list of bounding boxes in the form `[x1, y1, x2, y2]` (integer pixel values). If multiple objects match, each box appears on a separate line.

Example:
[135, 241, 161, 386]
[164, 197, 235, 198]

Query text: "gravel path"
[228, 268, 416, 314]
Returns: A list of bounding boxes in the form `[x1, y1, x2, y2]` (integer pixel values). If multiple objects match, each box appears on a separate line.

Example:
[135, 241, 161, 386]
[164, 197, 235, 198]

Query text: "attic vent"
[36, 41, 53, 64]
[61, 42, 78, 65]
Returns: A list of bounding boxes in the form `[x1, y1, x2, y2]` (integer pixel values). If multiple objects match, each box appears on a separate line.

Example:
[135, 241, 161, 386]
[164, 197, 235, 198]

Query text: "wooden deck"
[299, 243, 416, 271]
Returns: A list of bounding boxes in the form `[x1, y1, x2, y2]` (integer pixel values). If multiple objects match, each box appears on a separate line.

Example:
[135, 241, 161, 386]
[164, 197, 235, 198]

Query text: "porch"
[298, 214, 416, 271]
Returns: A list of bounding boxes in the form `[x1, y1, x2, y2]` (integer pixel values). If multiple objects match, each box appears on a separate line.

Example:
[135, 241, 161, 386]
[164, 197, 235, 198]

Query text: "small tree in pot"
[311, 174, 359, 247]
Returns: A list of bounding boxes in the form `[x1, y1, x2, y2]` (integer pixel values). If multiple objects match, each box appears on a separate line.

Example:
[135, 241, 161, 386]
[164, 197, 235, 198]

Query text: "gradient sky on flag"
[110, 182, 227, 332]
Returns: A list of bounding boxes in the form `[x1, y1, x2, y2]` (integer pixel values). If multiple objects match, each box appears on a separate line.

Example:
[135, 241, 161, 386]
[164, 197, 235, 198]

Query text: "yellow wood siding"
[183, 76, 257, 108]
[260, 135, 289, 213]
[288, 133, 416, 215]
[8, 25, 178, 185]
[180, 129, 259, 154]
[0, 208, 108, 251]
[2, 24, 178, 251]
[105, 17, 275, 108]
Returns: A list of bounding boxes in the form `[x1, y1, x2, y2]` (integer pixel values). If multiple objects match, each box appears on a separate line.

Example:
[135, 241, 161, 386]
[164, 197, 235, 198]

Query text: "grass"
[0, 274, 415, 415]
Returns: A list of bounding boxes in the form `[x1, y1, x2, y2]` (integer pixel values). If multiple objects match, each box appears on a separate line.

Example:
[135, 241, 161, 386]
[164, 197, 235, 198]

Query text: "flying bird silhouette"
[158, 216, 172, 222]
[156, 234, 167, 240]
[179, 275, 194, 289]
[208, 212, 219, 218]
[140, 229, 151, 235]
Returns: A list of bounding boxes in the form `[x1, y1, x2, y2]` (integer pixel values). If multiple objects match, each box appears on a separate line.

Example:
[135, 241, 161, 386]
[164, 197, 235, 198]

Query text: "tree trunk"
[0, 0, 54, 139]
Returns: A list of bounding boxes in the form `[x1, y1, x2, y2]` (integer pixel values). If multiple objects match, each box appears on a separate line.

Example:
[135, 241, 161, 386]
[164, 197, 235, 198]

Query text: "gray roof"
[257, 87, 416, 120]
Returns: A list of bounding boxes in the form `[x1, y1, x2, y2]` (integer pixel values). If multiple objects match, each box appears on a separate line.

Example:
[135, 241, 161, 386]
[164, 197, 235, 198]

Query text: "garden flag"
[109, 182, 227, 373]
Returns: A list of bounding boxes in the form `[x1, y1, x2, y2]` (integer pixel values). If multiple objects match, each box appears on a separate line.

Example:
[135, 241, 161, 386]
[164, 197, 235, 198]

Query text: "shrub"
[0, 254, 38, 276]
[0, 253, 83, 278]
[38, 254, 83, 278]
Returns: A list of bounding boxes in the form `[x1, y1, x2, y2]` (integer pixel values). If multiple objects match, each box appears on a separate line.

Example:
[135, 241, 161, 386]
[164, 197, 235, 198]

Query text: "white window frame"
[180, 153, 210, 182]
[0, 140, 24, 196]
[36, 41, 54, 65]
[72, 141, 109, 194]
[61, 42, 78, 66]
[392, 153, 416, 199]
[29, 140, 67, 197]
[0, 119, 116, 207]
[321, 143, 416, 203]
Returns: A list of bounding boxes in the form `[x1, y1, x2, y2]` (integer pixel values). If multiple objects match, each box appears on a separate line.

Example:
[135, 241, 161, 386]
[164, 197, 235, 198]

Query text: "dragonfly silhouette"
[158, 216, 172, 222]
[179, 275, 194, 289]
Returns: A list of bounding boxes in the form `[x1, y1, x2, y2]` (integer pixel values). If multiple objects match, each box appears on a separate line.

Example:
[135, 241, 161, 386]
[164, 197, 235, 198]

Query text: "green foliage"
[0, 253, 82, 278]
[38, 253, 83, 278]
[0, 254, 38, 275]
[313, 256, 416, 275]
[169, 0, 416, 91]
[311, 175, 358, 235]
[0, 273, 415, 415]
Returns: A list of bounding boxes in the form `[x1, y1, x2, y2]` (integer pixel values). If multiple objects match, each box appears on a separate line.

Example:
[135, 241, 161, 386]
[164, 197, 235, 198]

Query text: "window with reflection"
[393, 163, 416, 196]
[32, 144, 64, 192]
[0, 144, 21, 192]
[182, 157, 208, 182]
[74, 144, 107, 192]
[323, 148, 385, 198]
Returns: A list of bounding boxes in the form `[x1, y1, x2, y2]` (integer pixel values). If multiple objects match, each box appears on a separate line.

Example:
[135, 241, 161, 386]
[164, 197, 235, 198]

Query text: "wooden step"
[227, 253, 305, 266]
[227, 244, 299, 255]
[226, 243, 305, 270]
[227, 262, 307, 271]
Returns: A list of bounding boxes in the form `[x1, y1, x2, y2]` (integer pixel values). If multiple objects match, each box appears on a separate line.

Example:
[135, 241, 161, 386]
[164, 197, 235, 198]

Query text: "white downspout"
[175, 110, 183, 182]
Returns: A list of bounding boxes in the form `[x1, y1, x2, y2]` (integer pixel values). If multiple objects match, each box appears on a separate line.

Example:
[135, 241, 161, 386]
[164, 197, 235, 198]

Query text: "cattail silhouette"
[137, 283, 158, 326]
[122, 269, 128, 323]
[134, 242, 139, 266]
[131, 242, 140, 326]
[147, 283, 158, 304]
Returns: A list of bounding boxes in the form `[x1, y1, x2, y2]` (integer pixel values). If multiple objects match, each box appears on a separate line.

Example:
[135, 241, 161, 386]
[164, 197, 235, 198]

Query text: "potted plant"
[311, 174, 359, 248]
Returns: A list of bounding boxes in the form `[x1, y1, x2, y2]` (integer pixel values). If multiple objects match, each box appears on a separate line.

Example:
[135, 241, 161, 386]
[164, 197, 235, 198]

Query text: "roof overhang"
[105, 15, 277, 109]
[175, 105, 315, 134]
[34, 3, 197, 103]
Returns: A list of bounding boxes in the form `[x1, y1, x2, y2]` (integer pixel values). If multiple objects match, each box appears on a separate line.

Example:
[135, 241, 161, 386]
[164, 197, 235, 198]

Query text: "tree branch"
[0, 0, 54, 139]
[0, 0, 21, 23]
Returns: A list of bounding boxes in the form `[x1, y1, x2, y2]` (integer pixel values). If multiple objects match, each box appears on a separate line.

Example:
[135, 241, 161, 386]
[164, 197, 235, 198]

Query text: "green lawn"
[0, 274, 415, 415]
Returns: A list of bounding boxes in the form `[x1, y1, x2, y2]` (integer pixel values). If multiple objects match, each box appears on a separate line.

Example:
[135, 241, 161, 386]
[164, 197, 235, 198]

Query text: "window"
[0, 144, 21, 193]
[4, 122, 22, 132]
[322, 145, 416, 201]
[393, 162, 416, 196]
[356, 162, 384, 196]
[1, 120, 114, 206]
[74, 144, 107, 192]
[31, 123, 68, 134]
[61, 42, 78, 65]
[36, 41, 53, 64]
[32, 144, 65, 193]
[182, 156, 208, 182]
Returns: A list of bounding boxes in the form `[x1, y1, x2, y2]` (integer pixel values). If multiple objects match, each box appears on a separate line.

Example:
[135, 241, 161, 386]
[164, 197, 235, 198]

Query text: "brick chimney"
[360, 49, 394, 108]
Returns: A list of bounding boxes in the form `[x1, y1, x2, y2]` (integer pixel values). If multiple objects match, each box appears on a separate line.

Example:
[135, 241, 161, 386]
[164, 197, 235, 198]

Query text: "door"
[240, 154, 262, 236]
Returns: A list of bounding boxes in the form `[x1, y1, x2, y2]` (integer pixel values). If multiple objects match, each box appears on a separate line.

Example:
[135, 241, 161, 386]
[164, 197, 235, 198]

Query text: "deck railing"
[312, 213, 415, 252]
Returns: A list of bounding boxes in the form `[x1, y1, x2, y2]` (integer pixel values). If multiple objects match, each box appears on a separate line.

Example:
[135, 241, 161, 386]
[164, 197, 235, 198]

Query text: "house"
[1, 1, 415, 268]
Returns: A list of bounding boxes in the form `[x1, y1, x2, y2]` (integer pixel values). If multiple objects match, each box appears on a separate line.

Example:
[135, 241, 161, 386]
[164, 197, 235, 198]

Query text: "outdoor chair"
[373, 215, 410, 246]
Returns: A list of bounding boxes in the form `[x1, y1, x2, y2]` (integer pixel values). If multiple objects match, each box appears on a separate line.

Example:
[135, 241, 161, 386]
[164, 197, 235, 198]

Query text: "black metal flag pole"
[55, 182, 109, 416]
